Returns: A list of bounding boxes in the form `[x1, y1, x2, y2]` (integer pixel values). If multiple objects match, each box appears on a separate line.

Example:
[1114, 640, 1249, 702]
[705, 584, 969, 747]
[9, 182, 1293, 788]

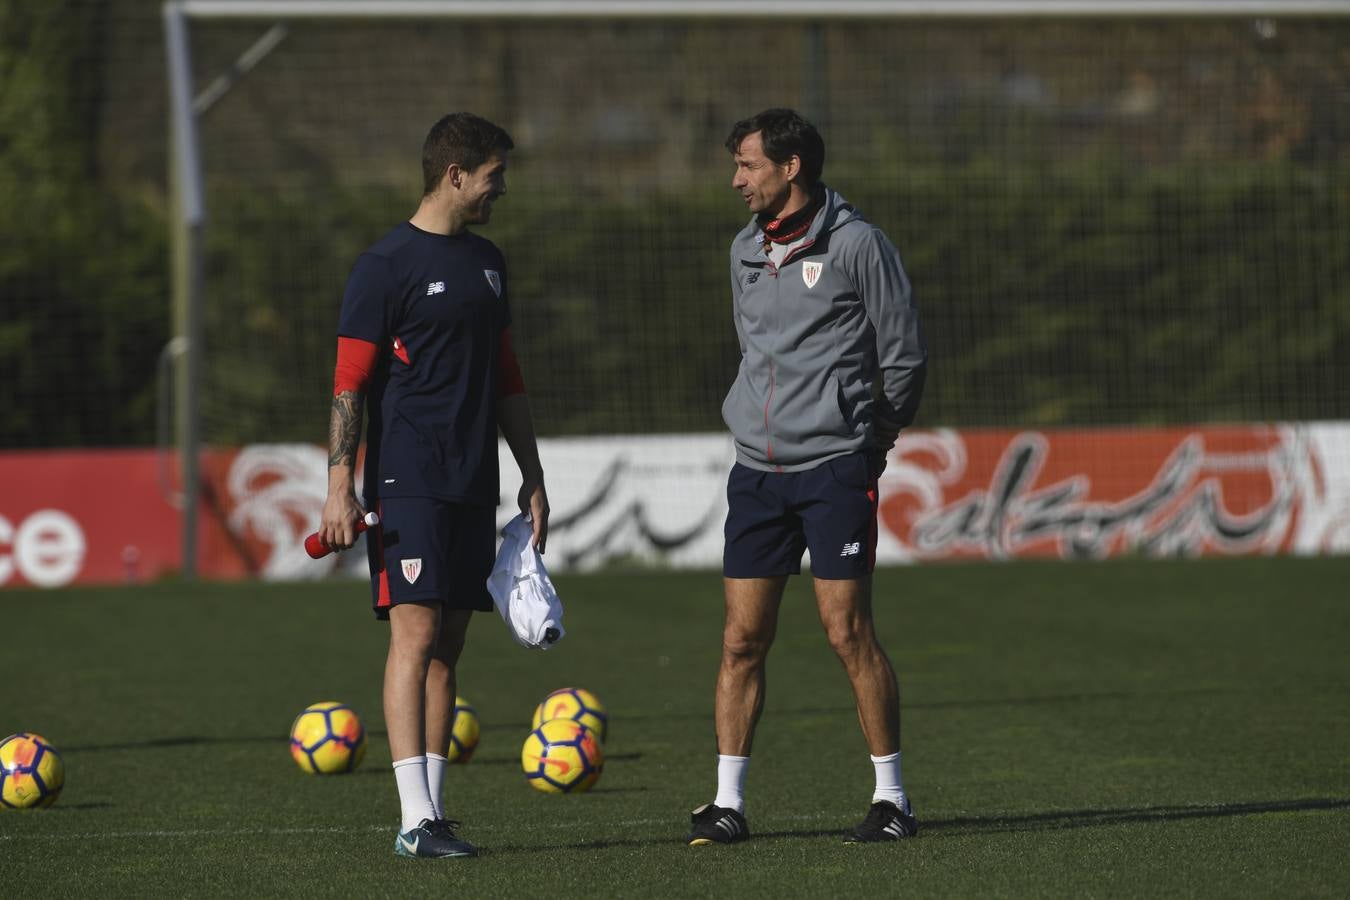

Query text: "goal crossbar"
[172, 1, 1350, 21]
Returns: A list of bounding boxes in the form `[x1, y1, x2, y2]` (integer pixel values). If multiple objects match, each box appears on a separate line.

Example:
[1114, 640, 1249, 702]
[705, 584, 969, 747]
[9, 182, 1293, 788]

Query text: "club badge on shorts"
[401, 558, 423, 585]
[802, 261, 822, 289]
[484, 269, 502, 297]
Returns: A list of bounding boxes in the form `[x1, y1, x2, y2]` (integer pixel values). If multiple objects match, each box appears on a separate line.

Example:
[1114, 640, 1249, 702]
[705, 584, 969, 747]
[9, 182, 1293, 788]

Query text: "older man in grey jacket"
[686, 108, 927, 847]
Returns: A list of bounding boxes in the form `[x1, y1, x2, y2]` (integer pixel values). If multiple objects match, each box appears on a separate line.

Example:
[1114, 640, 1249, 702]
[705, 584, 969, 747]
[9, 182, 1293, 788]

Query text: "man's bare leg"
[715, 576, 789, 756]
[813, 575, 899, 754]
[815, 575, 916, 840]
[386, 602, 440, 832]
[424, 609, 472, 819]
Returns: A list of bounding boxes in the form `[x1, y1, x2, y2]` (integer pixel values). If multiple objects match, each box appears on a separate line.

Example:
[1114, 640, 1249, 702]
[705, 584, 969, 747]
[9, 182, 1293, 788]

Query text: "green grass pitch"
[2, 556, 1348, 897]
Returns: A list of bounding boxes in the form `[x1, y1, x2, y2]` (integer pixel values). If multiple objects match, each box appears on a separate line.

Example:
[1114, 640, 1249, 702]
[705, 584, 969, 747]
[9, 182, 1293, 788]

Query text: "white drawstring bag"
[486, 513, 565, 650]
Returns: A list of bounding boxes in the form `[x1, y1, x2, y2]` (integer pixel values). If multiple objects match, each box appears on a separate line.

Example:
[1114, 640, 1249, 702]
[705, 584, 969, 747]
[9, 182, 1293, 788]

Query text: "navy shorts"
[366, 497, 495, 619]
[723, 452, 878, 580]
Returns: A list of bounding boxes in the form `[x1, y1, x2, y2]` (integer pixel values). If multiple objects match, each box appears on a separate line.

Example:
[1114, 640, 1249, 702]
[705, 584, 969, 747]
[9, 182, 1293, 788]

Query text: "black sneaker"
[843, 800, 918, 843]
[394, 818, 479, 858]
[686, 803, 749, 845]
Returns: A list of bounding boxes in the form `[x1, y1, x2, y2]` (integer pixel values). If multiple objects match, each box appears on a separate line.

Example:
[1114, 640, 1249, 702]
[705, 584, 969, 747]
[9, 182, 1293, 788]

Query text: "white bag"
[486, 513, 565, 650]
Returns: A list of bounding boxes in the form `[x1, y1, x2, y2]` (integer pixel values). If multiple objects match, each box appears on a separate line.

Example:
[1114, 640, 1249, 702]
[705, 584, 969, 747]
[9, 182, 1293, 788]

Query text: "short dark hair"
[422, 113, 515, 194]
[725, 108, 825, 187]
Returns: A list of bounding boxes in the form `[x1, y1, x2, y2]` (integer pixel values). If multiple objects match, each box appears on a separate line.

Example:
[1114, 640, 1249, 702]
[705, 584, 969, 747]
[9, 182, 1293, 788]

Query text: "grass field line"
[0, 823, 390, 842]
[7, 796, 1346, 845]
[0, 812, 841, 843]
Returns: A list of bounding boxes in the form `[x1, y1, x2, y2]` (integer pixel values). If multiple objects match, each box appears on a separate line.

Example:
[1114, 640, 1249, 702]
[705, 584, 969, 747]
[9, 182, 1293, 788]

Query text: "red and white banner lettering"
[2, 424, 1347, 587]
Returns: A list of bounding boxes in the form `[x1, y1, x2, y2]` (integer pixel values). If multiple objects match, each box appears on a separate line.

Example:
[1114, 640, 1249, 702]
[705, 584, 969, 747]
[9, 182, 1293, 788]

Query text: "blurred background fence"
[2, 1, 1348, 451]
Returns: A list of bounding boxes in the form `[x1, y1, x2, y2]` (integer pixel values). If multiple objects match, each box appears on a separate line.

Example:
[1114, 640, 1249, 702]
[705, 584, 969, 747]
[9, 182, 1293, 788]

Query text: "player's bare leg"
[386, 601, 441, 760]
[715, 575, 788, 756]
[815, 575, 917, 842]
[814, 575, 899, 753]
[385, 603, 436, 831]
[424, 609, 472, 821]
[386, 601, 477, 857]
[688, 576, 787, 845]
[425, 609, 472, 758]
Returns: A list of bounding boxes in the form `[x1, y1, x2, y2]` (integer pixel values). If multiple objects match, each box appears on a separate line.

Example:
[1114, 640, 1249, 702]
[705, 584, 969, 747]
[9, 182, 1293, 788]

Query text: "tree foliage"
[0, 0, 169, 449]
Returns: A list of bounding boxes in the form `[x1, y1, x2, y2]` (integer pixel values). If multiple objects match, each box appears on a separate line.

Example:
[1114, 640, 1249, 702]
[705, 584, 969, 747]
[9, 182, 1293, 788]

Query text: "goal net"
[174, 4, 1350, 447]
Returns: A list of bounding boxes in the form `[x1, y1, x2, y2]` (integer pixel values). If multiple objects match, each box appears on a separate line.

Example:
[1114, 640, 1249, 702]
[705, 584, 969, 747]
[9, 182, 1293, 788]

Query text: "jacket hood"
[731, 184, 863, 262]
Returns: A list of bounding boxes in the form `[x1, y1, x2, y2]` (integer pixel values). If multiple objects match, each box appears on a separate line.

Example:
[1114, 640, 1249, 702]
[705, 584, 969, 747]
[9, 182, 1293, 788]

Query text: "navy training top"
[338, 222, 510, 507]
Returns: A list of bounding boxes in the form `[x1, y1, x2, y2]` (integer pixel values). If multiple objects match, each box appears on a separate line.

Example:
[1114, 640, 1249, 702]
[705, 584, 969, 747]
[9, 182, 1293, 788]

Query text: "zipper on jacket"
[779, 237, 817, 269]
[755, 234, 817, 274]
[762, 235, 817, 470]
[764, 359, 775, 463]
[765, 258, 778, 465]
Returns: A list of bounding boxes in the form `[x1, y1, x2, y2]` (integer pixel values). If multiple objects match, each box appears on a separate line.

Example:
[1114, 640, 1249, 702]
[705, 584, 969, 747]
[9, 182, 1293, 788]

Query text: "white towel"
[486, 514, 565, 650]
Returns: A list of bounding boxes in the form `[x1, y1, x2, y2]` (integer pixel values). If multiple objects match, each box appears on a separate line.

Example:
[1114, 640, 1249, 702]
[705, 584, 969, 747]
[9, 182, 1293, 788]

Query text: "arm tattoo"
[328, 390, 364, 467]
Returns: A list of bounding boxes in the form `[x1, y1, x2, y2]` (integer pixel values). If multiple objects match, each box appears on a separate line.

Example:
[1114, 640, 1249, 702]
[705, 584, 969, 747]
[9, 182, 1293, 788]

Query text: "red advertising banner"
[2, 423, 1346, 588]
[874, 425, 1335, 562]
[0, 449, 244, 588]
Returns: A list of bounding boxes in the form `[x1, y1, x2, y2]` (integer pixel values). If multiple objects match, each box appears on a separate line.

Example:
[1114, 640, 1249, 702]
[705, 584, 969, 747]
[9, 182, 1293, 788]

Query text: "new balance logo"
[426, 281, 445, 295]
[840, 542, 861, 557]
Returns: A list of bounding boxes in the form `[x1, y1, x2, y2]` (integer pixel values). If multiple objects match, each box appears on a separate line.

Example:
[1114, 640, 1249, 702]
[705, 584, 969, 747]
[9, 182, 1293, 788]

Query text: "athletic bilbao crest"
[802, 261, 823, 289]
[484, 270, 502, 297]
[401, 558, 423, 584]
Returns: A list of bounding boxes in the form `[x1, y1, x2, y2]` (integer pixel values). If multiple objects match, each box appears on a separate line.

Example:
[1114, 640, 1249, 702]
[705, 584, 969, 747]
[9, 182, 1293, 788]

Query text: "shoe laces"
[692, 803, 731, 824]
[861, 801, 899, 830]
[429, 818, 464, 837]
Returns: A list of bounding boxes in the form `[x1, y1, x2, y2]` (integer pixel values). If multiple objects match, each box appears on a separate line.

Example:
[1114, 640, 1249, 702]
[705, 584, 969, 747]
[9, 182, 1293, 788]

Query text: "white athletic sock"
[713, 754, 749, 813]
[870, 751, 907, 810]
[392, 756, 436, 832]
[425, 752, 449, 820]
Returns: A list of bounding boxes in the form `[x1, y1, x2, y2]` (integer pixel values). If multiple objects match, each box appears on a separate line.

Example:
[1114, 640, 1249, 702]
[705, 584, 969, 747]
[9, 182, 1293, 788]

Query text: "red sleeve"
[497, 328, 527, 398]
[333, 336, 380, 395]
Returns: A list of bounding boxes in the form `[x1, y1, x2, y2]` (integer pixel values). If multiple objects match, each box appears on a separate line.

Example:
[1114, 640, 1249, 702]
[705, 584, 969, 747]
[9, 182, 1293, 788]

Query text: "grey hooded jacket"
[722, 185, 927, 472]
